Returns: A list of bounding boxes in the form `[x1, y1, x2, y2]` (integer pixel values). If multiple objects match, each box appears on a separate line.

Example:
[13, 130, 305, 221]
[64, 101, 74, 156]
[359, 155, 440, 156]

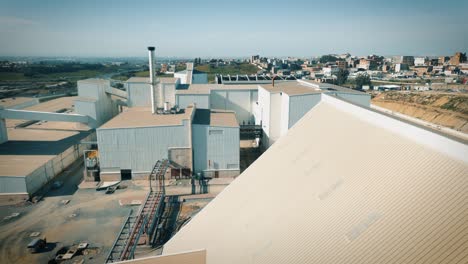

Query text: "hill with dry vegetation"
[372, 92, 468, 133]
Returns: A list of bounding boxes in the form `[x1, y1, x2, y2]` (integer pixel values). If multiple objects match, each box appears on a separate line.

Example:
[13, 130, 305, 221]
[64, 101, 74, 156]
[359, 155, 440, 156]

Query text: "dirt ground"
[0, 164, 234, 264]
[0, 164, 147, 264]
[372, 91, 468, 133]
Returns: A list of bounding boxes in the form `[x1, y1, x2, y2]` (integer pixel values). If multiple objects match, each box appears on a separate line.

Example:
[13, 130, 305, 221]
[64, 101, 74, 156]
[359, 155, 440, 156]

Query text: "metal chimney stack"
[148, 46, 157, 114]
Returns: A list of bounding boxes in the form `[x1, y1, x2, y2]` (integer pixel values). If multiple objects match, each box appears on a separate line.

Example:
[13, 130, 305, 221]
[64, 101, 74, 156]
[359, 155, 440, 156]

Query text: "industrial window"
[209, 130, 223, 135]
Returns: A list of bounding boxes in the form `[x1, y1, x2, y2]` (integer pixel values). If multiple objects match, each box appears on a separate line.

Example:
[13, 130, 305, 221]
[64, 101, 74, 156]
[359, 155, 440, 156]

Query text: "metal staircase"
[105, 159, 169, 263]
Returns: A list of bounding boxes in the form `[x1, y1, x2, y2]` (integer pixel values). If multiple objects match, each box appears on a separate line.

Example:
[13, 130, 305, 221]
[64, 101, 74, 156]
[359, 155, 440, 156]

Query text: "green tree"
[355, 74, 371, 89]
[319, 55, 338, 63]
[335, 69, 349, 85]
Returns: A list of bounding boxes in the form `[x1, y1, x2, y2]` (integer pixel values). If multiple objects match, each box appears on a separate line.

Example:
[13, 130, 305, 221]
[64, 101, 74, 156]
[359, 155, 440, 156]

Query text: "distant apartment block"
[400, 56, 415, 66]
[336, 60, 348, 69]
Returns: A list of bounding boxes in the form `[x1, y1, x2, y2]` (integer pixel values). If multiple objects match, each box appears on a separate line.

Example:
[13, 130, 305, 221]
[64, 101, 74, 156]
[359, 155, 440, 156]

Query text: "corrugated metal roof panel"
[163, 95, 468, 264]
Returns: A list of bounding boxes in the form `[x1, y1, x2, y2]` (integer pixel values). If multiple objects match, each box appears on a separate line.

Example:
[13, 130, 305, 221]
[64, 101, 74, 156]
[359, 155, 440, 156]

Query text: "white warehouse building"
[174, 63, 208, 84]
[92, 47, 371, 181]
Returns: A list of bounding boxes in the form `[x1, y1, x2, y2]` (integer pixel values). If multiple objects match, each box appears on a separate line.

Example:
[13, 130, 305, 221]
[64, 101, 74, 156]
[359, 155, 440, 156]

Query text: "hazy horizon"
[1, 0, 467, 58]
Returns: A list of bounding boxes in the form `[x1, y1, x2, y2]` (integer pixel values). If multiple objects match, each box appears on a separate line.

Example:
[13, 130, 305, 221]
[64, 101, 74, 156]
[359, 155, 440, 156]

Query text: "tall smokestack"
[148, 46, 157, 114]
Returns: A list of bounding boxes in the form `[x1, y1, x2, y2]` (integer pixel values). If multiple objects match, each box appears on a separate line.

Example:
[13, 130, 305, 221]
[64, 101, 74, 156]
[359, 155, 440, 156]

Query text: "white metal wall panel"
[77, 80, 99, 99]
[0, 118, 8, 144]
[192, 124, 239, 173]
[210, 90, 227, 109]
[280, 94, 290, 136]
[328, 92, 371, 107]
[269, 93, 282, 146]
[0, 176, 27, 193]
[288, 94, 321, 128]
[8, 99, 39, 110]
[127, 82, 151, 107]
[174, 73, 186, 84]
[193, 74, 208, 84]
[177, 94, 210, 109]
[76, 79, 116, 127]
[98, 123, 190, 173]
[74, 100, 97, 126]
[162, 83, 176, 106]
[225, 91, 251, 125]
[257, 87, 270, 137]
[210, 90, 257, 125]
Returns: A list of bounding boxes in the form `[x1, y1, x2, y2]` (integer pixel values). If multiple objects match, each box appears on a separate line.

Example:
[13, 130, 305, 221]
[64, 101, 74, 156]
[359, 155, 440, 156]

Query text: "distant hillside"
[372, 92, 468, 133]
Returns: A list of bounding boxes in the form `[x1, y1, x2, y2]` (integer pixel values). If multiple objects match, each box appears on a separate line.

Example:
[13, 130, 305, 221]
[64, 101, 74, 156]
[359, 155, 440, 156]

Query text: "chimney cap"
[147, 46, 155, 51]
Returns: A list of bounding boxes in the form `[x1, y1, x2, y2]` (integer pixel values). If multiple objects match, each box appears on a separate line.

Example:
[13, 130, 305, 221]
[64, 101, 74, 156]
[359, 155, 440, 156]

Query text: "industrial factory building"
[0, 46, 372, 200]
[119, 93, 468, 264]
[174, 62, 208, 84]
[0, 97, 98, 204]
[93, 48, 370, 181]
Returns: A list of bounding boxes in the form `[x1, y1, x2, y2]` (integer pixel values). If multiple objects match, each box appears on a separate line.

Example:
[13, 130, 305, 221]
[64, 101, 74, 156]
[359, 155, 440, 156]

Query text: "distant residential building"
[414, 66, 433, 76]
[336, 60, 348, 69]
[438, 56, 450, 65]
[277, 69, 291, 76]
[160, 63, 168, 73]
[400, 56, 415, 66]
[449, 52, 467, 66]
[323, 65, 339, 76]
[395, 63, 409, 72]
[382, 64, 391, 72]
[251, 55, 260, 63]
[414, 57, 427, 66]
[375, 85, 400, 91]
[414, 85, 431, 91]
[358, 59, 376, 70]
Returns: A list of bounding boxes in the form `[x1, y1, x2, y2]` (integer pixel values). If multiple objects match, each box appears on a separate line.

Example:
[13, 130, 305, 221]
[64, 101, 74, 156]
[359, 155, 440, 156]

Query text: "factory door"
[121, 169, 132, 180]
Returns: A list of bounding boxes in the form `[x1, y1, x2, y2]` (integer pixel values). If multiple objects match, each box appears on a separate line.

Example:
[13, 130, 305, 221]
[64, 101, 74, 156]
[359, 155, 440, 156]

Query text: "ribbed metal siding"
[127, 82, 151, 107]
[98, 124, 190, 173]
[192, 124, 239, 173]
[210, 90, 256, 124]
[164, 99, 468, 264]
[329, 92, 371, 107]
[176, 94, 210, 109]
[75, 100, 97, 125]
[288, 94, 321, 128]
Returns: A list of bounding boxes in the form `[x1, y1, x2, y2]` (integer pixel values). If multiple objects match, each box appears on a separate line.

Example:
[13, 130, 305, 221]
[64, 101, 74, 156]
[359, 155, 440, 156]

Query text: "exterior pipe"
[148, 46, 156, 114]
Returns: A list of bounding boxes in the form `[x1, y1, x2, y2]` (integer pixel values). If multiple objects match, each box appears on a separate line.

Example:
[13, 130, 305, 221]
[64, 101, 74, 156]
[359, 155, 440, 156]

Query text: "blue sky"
[0, 0, 467, 57]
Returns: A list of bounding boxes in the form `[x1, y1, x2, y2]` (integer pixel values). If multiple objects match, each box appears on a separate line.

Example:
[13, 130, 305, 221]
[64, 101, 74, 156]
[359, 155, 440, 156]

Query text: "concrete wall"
[192, 124, 240, 176]
[97, 121, 191, 175]
[177, 94, 210, 109]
